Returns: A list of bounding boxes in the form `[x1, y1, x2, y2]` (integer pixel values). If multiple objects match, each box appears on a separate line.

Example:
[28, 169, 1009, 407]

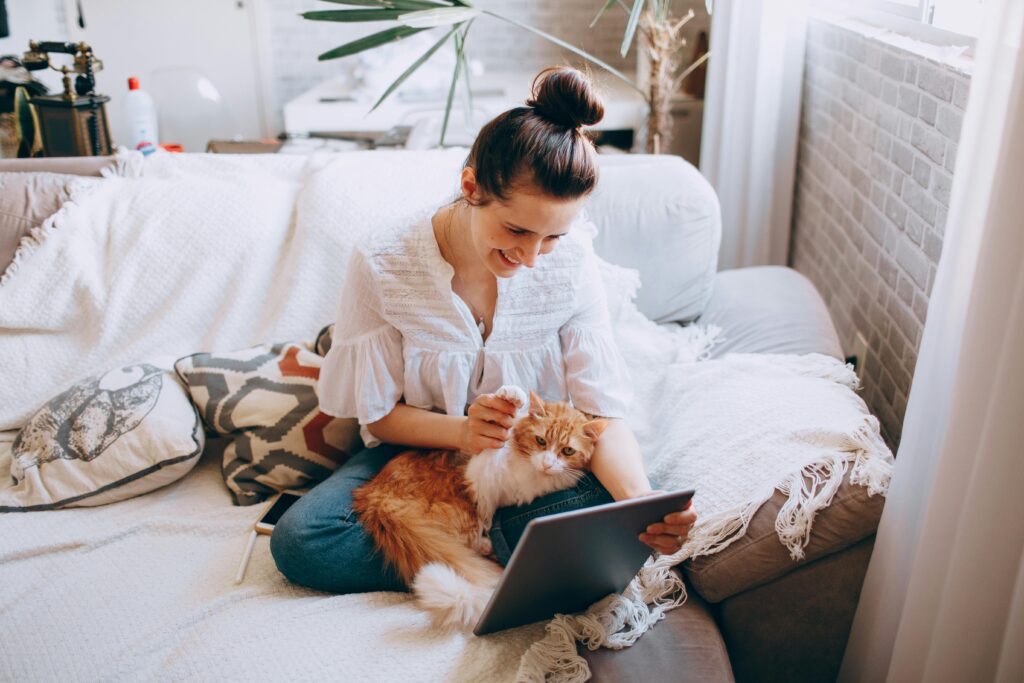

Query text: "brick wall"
[269, 0, 637, 128]
[790, 18, 970, 445]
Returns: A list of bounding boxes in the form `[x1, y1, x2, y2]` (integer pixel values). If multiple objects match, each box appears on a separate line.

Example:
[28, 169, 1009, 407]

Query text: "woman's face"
[462, 168, 586, 278]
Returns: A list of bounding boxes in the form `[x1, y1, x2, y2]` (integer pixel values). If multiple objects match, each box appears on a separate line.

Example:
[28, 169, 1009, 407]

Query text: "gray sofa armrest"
[697, 266, 843, 359]
[585, 572, 735, 683]
[714, 537, 875, 683]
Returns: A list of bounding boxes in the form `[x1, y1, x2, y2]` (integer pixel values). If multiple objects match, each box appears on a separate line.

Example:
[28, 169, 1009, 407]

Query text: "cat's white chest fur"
[463, 386, 579, 529]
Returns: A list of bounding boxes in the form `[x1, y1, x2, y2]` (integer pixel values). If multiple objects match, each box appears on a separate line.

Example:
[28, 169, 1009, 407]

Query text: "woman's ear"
[461, 166, 480, 203]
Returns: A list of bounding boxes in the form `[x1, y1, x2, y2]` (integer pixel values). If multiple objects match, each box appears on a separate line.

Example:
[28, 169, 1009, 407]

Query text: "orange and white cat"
[351, 385, 608, 630]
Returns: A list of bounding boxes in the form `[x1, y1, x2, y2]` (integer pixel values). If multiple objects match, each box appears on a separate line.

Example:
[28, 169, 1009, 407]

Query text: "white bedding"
[0, 430, 542, 682]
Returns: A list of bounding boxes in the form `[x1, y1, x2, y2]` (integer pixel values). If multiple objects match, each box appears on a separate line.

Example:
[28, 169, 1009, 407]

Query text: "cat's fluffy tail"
[413, 561, 500, 631]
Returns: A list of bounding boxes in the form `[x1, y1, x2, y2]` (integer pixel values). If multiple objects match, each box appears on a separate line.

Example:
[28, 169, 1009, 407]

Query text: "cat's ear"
[582, 418, 609, 442]
[528, 391, 547, 417]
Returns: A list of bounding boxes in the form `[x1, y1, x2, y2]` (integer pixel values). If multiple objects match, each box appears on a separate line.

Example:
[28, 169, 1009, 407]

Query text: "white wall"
[0, 0, 68, 95]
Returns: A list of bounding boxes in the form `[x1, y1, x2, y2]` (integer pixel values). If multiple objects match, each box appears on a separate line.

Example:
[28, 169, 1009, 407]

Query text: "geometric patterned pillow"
[173, 342, 362, 506]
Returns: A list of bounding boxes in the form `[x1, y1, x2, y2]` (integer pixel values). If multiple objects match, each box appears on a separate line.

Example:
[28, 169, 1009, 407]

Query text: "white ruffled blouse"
[318, 213, 632, 448]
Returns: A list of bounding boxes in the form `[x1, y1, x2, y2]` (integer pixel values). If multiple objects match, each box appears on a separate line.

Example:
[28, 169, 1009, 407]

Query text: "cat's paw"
[472, 534, 494, 558]
[494, 385, 528, 412]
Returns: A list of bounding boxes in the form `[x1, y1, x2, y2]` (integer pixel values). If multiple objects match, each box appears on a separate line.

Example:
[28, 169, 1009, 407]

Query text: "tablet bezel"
[473, 488, 695, 636]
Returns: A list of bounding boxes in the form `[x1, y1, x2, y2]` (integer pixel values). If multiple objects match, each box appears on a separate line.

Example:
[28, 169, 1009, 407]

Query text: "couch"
[0, 151, 884, 682]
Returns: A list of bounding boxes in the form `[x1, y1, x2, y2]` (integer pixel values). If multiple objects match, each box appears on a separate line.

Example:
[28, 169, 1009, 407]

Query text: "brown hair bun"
[526, 66, 605, 130]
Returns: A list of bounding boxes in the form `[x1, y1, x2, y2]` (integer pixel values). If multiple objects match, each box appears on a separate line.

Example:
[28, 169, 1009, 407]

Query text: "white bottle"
[123, 76, 159, 151]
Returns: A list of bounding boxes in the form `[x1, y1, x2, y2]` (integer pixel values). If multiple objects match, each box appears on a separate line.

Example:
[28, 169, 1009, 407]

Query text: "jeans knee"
[268, 507, 315, 586]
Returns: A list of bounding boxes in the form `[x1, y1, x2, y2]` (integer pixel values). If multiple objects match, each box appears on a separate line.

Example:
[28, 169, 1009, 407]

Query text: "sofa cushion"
[174, 342, 362, 506]
[588, 154, 721, 323]
[715, 536, 875, 683]
[698, 266, 844, 359]
[683, 470, 885, 603]
[0, 172, 98, 278]
[0, 362, 204, 510]
[585, 574, 735, 683]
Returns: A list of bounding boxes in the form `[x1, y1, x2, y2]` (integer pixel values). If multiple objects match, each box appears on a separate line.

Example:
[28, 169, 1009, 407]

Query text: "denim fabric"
[488, 472, 613, 566]
[269, 444, 614, 594]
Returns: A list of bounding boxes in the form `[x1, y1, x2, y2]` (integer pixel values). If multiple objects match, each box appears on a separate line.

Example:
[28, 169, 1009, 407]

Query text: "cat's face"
[509, 392, 608, 477]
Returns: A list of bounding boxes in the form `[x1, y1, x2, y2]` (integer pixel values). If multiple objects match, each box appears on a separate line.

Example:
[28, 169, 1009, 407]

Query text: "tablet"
[473, 488, 695, 636]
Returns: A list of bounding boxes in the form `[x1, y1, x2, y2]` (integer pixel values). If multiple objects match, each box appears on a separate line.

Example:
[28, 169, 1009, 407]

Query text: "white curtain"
[839, 1, 1024, 680]
[699, 0, 808, 270]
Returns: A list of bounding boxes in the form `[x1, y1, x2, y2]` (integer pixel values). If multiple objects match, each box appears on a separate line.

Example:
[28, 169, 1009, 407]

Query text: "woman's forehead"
[495, 190, 585, 235]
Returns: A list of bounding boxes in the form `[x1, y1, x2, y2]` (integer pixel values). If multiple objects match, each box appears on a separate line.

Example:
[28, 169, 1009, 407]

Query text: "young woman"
[270, 66, 698, 594]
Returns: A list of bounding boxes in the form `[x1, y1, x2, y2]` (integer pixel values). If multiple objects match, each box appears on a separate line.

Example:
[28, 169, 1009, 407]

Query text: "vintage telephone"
[21, 40, 112, 156]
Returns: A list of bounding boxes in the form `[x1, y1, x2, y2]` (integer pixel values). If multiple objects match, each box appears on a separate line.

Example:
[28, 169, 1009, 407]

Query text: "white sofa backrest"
[0, 151, 721, 429]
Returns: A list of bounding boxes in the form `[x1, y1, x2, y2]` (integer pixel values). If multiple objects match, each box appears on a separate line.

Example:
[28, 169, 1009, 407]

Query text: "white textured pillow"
[0, 362, 204, 511]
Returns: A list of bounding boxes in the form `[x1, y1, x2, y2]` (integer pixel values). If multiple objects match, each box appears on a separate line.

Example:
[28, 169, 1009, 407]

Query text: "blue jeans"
[269, 444, 614, 594]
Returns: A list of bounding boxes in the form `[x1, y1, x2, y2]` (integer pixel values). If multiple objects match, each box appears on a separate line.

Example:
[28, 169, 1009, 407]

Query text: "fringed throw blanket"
[517, 316, 894, 681]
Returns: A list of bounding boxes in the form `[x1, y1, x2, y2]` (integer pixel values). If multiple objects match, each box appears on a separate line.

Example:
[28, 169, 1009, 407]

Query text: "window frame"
[812, 0, 978, 53]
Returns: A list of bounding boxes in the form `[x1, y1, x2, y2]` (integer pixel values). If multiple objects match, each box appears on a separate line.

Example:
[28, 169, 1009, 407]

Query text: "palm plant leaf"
[440, 28, 466, 146]
[589, 0, 618, 28]
[482, 10, 644, 98]
[398, 6, 481, 27]
[318, 0, 451, 7]
[302, 9, 406, 21]
[620, 0, 645, 57]
[370, 24, 460, 112]
[317, 25, 428, 61]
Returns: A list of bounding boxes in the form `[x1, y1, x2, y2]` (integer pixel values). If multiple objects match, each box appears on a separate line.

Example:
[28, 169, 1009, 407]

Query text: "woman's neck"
[433, 203, 491, 285]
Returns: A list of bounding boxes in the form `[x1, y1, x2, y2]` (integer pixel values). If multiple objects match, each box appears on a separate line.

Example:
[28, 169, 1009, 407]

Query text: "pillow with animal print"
[174, 342, 362, 506]
[0, 362, 205, 511]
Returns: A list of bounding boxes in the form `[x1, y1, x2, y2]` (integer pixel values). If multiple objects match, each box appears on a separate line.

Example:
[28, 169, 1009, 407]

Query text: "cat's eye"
[535, 436, 547, 447]
[561, 447, 576, 457]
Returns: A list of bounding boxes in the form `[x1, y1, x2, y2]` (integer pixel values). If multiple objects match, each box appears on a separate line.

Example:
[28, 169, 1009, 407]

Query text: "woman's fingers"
[645, 522, 693, 537]
[476, 394, 517, 416]
[472, 420, 509, 441]
[638, 533, 684, 554]
[468, 404, 515, 428]
[662, 507, 698, 527]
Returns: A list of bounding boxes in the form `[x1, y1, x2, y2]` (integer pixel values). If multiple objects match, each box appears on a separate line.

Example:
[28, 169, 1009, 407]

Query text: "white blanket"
[0, 151, 468, 430]
[0, 154, 893, 681]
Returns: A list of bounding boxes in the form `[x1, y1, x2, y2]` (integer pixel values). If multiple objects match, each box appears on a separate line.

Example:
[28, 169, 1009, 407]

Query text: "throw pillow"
[0, 362, 204, 511]
[174, 342, 362, 506]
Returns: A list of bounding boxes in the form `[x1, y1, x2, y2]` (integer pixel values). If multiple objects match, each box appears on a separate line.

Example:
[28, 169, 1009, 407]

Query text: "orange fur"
[351, 394, 608, 629]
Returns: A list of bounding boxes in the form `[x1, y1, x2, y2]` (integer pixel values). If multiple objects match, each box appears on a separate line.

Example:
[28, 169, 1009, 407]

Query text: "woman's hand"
[460, 393, 518, 454]
[638, 494, 698, 555]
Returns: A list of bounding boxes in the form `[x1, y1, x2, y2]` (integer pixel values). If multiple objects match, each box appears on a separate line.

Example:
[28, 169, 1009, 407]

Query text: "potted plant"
[302, 0, 710, 152]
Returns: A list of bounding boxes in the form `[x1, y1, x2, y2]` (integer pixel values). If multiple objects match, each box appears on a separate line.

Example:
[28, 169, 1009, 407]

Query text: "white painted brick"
[902, 179, 938, 225]
[932, 169, 953, 208]
[917, 64, 955, 102]
[952, 79, 970, 110]
[890, 141, 914, 174]
[912, 156, 931, 188]
[911, 122, 946, 164]
[918, 94, 938, 126]
[880, 52, 905, 80]
[936, 106, 963, 140]
[895, 233, 931, 288]
[897, 85, 920, 115]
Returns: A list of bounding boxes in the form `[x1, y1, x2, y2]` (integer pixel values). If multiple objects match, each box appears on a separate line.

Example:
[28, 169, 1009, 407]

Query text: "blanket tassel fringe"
[516, 409, 892, 682]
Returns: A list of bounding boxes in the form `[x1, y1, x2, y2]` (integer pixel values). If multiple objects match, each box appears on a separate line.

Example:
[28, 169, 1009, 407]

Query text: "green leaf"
[302, 9, 406, 21]
[620, 0, 645, 57]
[440, 30, 466, 146]
[370, 24, 460, 112]
[482, 10, 644, 99]
[317, 0, 450, 7]
[589, 0, 617, 28]
[317, 25, 428, 61]
[398, 6, 481, 28]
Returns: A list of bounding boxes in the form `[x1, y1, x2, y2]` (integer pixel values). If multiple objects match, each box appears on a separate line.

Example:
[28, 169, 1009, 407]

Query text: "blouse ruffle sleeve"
[318, 247, 404, 447]
[559, 246, 633, 418]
